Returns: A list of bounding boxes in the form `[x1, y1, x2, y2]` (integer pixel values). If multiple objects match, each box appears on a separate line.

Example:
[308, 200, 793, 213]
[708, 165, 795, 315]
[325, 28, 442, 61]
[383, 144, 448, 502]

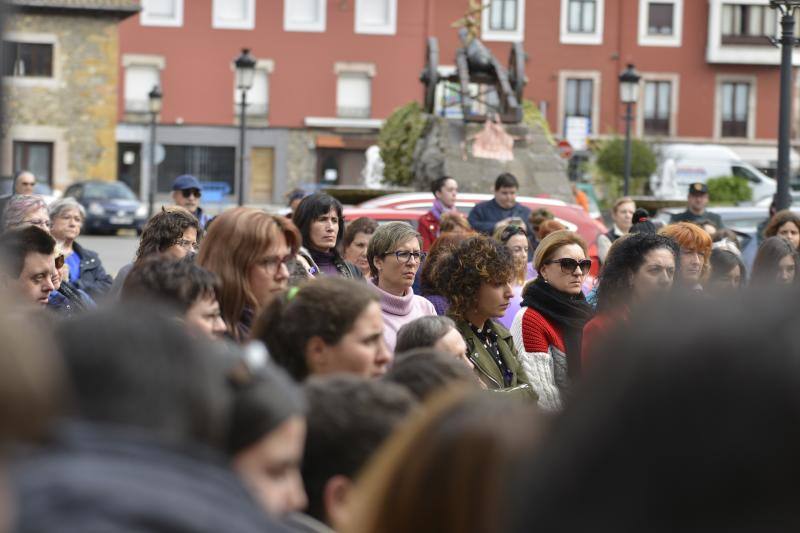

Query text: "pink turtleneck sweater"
[370, 279, 436, 353]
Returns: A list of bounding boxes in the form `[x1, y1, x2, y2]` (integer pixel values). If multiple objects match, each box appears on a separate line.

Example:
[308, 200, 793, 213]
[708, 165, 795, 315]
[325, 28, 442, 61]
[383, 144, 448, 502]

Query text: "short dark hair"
[251, 277, 379, 381]
[383, 348, 478, 401]
[292, 193, 344, 250]
[136, 207, 200, 263]
[343, 216, 378, 249]
[55, 305, 231, 450]
[302, 375, 416, 523]
[395, 315, 456, 353]
[494, 172, 519, 191]
[0, 226, 55, 278]
[431, 176, 455, 194]
[121, 256, 220, 313]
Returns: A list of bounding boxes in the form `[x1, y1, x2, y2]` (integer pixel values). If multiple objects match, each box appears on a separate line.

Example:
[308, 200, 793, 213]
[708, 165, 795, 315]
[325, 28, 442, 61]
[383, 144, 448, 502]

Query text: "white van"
[651, 144, 777, 202]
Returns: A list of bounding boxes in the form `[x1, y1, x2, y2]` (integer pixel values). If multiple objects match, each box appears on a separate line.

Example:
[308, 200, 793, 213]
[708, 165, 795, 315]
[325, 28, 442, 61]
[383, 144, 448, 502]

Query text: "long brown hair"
[197, 208, 300, 339]
[347, 388, 541, 533]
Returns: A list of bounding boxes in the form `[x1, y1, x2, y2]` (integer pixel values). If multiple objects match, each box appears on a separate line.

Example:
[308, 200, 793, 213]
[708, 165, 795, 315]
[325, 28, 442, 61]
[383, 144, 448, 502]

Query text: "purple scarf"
[430, 198, 452, 221]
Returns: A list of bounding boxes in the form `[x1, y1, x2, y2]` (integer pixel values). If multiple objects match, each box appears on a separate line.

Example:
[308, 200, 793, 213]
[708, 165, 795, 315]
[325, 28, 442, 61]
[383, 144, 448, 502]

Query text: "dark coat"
[71, 241, 114, 299]
[12, 422, 286, 533]
[669, 209, 724, 229]
[467, 198, 533, 235]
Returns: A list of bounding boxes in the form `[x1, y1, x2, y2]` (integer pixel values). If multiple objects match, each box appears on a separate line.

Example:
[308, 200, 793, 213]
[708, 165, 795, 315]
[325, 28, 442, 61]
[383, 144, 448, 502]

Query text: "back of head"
[438, 212, 471, 234]
[251, 277, 379, 381]
[384, 348, 478, 401]
[0, 225, 55, 278]
[395, 315, 455, 353]
[350, 388, 540, 533]
[1, 194, 47, 231]
[55, 305, 230, 449]
[420, 231, 472, 293]
[536, 219, 566, 241]
[121, 256, 219, 314]
[302, 375, 416, 523]
[135, 206, 200, 262]
[510, 289, 800, 531]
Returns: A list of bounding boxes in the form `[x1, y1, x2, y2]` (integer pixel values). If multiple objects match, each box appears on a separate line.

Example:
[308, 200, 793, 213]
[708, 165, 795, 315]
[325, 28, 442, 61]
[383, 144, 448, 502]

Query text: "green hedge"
[707, 175, 752, 204]
[378, 102, 428, 187]
[594, 137, 657, 197]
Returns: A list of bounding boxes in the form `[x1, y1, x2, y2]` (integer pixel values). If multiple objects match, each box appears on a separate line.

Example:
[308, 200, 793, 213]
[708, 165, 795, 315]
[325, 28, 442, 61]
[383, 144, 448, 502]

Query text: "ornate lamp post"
[147, 85, 162, 218]
[769, 1, 799, 211]
[619, 64, 641, 197]
[234, 48, 256, 206]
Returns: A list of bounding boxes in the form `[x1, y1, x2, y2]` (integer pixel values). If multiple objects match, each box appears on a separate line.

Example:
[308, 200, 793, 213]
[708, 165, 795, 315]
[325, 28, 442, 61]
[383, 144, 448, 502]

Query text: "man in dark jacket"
[468, 173, 532, 235]
[669, 182, 724, 229]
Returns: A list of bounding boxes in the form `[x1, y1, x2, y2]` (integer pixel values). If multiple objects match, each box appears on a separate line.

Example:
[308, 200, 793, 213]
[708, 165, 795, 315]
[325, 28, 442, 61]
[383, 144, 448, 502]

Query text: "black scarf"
[521, 277, 594, 378]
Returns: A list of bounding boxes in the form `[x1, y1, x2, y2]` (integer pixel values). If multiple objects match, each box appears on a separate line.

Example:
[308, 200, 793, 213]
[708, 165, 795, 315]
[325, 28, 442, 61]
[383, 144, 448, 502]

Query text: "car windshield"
[83, 182, 136, 200]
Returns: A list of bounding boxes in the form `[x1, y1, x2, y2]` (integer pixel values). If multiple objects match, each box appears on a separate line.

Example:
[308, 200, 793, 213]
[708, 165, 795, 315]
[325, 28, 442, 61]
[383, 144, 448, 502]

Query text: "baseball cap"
[688, 182, 708, 195]
[172, 174, 203, 191]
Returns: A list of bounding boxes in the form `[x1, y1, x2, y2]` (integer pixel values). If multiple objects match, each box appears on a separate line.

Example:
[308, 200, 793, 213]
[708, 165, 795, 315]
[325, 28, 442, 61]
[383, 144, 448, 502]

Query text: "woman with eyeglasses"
[291, 193, 361, 280]
[582, 233, 679, 365]
[1, 194, 50, 232]
[108, 206, 202, 298]
[510, 230, 594, 412]
[367, 221, 436, 353]
[198, 207, 301, 342]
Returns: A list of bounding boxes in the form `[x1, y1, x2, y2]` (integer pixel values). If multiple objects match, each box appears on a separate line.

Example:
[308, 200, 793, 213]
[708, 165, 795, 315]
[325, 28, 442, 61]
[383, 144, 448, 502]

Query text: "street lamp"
[619, 64, 641, 197]
[769, 1, 800, 211]
[147, 85, 162, 218]
[234, 48, 256, 206]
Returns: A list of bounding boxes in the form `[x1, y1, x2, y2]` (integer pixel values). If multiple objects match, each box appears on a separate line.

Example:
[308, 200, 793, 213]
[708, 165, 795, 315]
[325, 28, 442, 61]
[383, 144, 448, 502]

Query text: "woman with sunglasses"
[511, 230, 594, 412]
[367, 222, 436, 353]
[493, 222, 533, 329]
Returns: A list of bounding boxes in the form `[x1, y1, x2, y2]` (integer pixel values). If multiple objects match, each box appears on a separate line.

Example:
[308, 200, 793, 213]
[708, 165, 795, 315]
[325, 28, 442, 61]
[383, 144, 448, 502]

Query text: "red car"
[359, 192, 606, 275]
[342, 207, 429, 229]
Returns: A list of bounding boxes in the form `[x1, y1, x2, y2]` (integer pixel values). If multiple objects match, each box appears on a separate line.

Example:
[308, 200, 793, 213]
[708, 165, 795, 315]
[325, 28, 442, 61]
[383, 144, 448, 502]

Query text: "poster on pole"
[564, 117, 590, 151]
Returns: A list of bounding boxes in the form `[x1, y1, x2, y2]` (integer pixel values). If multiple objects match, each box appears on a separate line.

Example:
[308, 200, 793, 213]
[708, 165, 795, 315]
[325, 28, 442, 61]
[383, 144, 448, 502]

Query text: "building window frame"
[560, 0, 604, 45]
[637, 73, 680, 137]
[638, 0, 683, 47]
[557, 70, 601, 137]
[720, 2, 777, 45]
[232, 59, 274, 122]
[122, 54, 166, 117]
[355, 0, 397, 35]
[2, 125, 68, 190]
[13, 141, 53, 187]
[140, 0, 184, 27]
[284, 0, 327, 32]
[481, 0, 526, 42]
[212, 0, 256, 30]
[334, 62, 375, 119]
[1, 32, 59, 88]
[714, 75, 757, 139]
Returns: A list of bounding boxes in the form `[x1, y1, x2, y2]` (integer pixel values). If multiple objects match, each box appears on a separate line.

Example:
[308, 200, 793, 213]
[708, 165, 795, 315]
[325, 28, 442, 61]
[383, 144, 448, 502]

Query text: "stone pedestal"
[412, 118, 572, 202]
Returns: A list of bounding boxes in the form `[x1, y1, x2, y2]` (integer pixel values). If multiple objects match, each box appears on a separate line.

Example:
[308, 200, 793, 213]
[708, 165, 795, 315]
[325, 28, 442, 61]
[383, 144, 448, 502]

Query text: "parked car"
[343, 207, 428, 229]
[358, 192, 606, 275]
[63, 180, 148, 234]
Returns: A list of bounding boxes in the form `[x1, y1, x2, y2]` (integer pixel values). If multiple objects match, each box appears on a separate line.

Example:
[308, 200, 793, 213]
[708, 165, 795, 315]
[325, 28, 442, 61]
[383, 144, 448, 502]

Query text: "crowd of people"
[0, 168, 799, 532]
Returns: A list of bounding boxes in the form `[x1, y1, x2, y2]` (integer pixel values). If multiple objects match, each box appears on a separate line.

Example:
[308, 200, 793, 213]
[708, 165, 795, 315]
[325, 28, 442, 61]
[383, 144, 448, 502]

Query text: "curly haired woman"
[436, 234, 538, 401]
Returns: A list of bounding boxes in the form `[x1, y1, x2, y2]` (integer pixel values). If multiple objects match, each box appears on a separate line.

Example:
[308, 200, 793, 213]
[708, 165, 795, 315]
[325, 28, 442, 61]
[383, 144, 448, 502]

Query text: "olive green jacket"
[454, 318, 539, 403]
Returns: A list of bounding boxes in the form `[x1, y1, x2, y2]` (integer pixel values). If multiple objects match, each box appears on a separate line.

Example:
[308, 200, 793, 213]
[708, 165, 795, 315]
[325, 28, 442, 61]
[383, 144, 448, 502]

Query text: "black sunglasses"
[181, 188, 202, 199]
[546, 258, 592, 275]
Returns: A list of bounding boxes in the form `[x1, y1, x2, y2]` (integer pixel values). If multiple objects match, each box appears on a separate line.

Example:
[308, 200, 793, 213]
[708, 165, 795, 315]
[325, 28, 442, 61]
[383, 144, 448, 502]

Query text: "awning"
[727, 145, 800, 170]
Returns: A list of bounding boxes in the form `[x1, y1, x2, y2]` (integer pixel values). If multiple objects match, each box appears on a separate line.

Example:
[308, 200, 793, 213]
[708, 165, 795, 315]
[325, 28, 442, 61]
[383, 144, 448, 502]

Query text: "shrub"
[523, 100, 555, 145]
[595, 137, 657, 197]
[378, 102, 429, 187]
[707, 176, 752, 204]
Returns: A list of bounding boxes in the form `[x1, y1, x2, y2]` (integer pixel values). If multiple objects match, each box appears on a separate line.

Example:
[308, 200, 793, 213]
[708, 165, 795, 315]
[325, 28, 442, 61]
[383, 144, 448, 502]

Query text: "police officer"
[669, 182, 724, 229]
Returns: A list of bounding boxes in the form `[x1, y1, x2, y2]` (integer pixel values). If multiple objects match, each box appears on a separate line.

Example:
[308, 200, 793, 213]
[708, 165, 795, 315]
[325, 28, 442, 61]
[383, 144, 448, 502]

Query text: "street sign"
[558, 139, 574, 160]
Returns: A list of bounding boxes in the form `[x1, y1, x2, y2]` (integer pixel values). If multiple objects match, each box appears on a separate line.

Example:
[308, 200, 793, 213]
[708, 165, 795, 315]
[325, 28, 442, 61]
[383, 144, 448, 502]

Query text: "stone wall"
[3, 12, 122, 189]
[285, 129, 317, 192]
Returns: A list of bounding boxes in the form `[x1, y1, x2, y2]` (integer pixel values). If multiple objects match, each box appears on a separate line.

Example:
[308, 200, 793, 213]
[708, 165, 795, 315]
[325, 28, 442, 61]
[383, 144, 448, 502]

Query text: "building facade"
[116, 0, 797, 204]
[3, 0, 138, 189]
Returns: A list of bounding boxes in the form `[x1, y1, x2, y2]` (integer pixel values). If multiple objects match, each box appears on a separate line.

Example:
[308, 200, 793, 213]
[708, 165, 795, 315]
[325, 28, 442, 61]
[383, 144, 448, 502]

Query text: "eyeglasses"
[545, 258, 592, 275]
[55, 254, 65, 270]
[501, 224, 528, 242]
[181, 189, 202, 199]
[258, 254, 293, 273]
[174, 239, 200, 252]
[384, 250, 426, 264]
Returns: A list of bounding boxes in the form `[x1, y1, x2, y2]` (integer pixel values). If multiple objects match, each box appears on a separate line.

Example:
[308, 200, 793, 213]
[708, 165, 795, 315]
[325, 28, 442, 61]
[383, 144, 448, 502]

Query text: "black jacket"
[70, 241, 113, 299]
[12, 422, 286, 533]
[669, 209, 724, 229]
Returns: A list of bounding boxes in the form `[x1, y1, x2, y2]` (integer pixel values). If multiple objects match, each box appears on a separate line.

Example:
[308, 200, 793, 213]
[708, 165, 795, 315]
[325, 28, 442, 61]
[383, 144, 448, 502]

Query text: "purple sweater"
[370, 280, 437, 353]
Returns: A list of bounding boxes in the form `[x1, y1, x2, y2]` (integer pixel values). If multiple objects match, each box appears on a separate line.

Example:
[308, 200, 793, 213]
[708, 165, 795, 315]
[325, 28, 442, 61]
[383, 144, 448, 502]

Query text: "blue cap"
[172, 174, 203, 191]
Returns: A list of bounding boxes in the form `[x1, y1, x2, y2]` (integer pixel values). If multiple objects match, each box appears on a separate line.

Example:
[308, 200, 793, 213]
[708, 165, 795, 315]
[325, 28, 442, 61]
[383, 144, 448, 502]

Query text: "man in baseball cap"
[669, 182, 724, 229]
[171, 175, 209, 229]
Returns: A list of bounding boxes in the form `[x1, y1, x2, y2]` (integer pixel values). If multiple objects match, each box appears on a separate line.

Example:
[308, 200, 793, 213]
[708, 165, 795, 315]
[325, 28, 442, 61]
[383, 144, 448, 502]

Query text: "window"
[643, 81, 672, 135]
[124, 64, 160, 113]
[482, 0, 525, 42]
[638, 0, 682, 46]
[213, 0, 255, 30]
[565, 79, 593, 120]
[721, 4, 776, 45]
[648, 3, 674, 34]
[13, 141, 53, 186]
[140, 0, 183, 27]
[284, 0, 326, 32]
[355, 0, 397, 35]
[235, 64, 270, 118]
[560, 0, 604, 44]
[337, 73, 371, 118]
[2, 41, 52, 77]
[158, 145, 236, 193]
[720, 81, 750, 137]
